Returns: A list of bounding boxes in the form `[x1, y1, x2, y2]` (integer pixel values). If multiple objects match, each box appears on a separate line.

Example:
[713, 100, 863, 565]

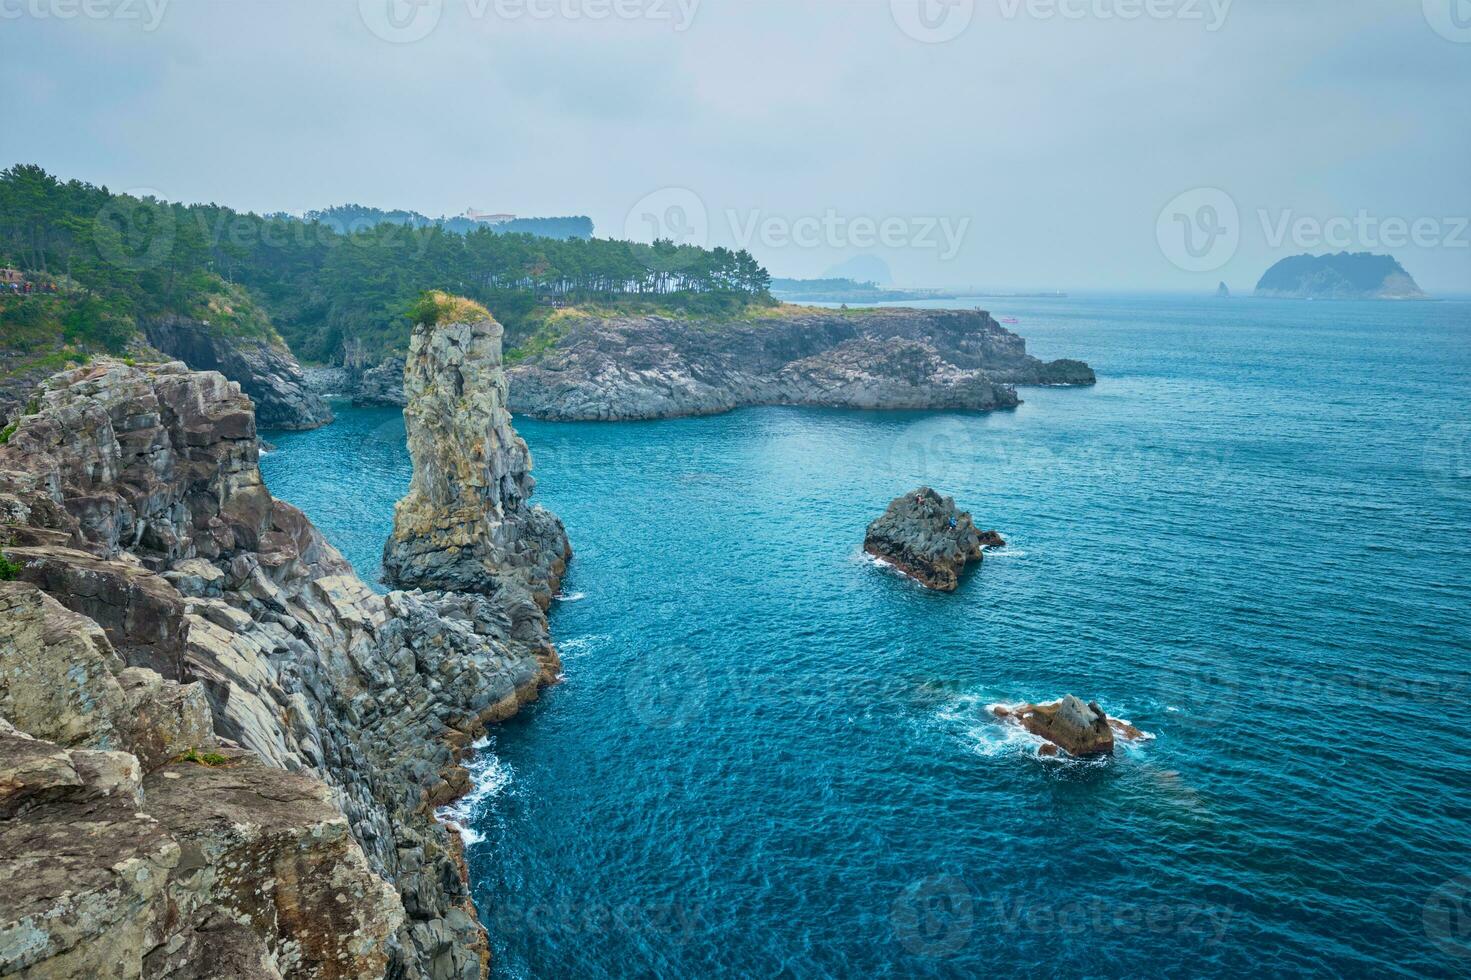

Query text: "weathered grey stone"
[118, 667, 217, 772]
[383, 299, 572, 610]
[506, 306, 1095, 420]
[0, 359, 566, 978]
[0, 582, 130, 750]
[144, 316, 333, 431]
[864, 487, 1002, 592]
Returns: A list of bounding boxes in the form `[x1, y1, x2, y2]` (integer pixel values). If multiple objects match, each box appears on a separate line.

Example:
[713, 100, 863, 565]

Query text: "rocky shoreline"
[0, 354, 565, 977]
[143, 315, 334, 431]
[309, 306, 1094, 420]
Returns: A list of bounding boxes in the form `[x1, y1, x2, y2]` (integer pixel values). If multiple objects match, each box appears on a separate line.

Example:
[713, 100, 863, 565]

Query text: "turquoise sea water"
[262, 295, 1471, 978]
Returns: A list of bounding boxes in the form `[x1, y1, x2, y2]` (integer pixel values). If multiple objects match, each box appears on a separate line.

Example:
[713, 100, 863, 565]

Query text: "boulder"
[1017, 695, 1116, 757]
[864, 487, 998, 591]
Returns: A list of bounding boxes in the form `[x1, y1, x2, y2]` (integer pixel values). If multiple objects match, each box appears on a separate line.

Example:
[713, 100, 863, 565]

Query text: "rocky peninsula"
[321, 306, 1094, 420]
[383, 294, 571, 610]
[864, 488, 1003, 591]
[0, 354, 565, 977]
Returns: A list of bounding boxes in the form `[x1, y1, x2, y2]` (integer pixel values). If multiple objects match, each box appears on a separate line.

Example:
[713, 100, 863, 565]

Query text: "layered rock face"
[144, 316, 333, 430]
[384, 308, 571, 610]
[0, 359, 560, 977]
[864, 488, 1003, 591]
[507, 306, 1095, 421]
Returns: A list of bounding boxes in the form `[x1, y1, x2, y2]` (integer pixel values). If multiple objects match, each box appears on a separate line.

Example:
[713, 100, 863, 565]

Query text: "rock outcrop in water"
[144, 315, 334, 430]
[864, 488, 1002, 591]
[508, 307, 1094, 421]
[0, 358, 559, 977]
[993, 697, 1147, 758]
[383, 295, 571, 610]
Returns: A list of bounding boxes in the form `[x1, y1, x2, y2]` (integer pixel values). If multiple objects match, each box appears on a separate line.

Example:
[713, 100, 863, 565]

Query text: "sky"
[1, 0, 1468, 292]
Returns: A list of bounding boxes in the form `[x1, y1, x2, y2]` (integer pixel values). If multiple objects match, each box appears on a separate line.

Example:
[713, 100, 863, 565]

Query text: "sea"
[262, 294, 1471, 977]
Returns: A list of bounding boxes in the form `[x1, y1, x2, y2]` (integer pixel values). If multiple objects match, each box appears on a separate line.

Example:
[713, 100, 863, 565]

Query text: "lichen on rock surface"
[0, 357, 561, 978]
[384, 297, 572, 611]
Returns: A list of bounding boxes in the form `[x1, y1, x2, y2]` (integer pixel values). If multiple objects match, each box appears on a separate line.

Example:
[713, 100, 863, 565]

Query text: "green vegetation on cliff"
[1, 164, 776, 368]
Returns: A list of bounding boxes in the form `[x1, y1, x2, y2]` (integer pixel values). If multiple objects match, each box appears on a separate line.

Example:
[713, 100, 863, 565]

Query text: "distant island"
[1216, 281, 1231, 298]
[769, 277, 959, 303]
[1255, 253, 1427, 300]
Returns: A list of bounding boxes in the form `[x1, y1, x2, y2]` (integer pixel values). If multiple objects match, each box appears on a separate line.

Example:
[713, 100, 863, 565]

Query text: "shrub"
[0, 553, 20, 581]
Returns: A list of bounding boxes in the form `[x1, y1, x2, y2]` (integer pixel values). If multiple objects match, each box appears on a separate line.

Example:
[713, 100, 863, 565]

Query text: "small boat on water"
[1000, 316, 1020, 324]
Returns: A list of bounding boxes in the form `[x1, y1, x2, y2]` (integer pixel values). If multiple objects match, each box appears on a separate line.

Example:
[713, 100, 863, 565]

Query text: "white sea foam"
[436, 737, 513, 847]
[934, 694, 1152, 763]
[554, 591, 587, 602]
[557, 634, 607, 661]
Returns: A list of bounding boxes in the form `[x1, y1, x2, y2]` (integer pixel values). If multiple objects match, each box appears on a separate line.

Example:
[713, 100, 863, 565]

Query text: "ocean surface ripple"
[263, 295, 1471, 977]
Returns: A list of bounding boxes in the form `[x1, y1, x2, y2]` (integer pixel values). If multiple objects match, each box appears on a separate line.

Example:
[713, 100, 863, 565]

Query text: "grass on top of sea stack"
[411, 290, 493, 328]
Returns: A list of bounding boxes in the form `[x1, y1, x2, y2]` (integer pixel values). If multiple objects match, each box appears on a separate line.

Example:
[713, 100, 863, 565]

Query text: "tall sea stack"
[383, 293, 571, 613]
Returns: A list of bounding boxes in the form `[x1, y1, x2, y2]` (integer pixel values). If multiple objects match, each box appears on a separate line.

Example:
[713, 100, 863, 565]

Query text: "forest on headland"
[0, 164, 774, 366]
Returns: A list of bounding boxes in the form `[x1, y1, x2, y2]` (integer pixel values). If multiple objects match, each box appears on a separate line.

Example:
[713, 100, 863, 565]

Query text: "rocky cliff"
[321, 306, 1093, 421]
[383, 297, 571, 610]
[144, 316, 334, 430]
[507, 306, 1095, 421]
[0, 359, 559, 977]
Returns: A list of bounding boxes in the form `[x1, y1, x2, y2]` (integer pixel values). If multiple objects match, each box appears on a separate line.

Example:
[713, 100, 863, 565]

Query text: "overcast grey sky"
[2, 0, 1468, 291]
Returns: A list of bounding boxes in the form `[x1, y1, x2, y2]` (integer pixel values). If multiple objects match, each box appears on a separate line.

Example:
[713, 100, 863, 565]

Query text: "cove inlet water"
[263, 295, 1471, 977]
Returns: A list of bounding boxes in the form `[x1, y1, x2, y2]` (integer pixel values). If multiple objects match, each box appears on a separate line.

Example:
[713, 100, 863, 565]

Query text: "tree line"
[0, 165, 774, 362]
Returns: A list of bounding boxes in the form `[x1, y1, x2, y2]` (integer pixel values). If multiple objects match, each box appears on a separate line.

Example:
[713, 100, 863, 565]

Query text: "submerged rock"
[864, 487, 1001, 591]
[384, 295, 572, 610]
